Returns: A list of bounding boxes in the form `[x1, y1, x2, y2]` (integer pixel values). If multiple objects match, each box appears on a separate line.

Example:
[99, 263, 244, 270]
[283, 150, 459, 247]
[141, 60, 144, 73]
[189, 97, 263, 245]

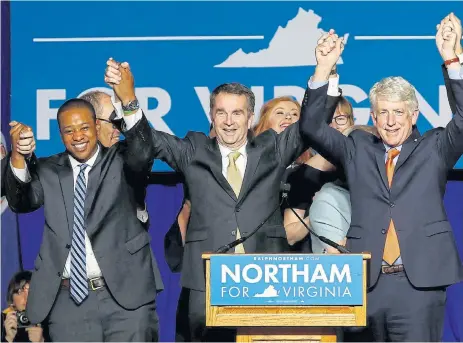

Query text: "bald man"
[80, 91, 121, 147]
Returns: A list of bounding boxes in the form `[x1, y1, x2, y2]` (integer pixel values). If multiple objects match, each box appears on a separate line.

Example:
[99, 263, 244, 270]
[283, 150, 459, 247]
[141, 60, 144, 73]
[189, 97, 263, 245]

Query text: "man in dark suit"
[5, 74, 160, 341]
[79, 90, 164, 293]
[299, 24, 463, 342]
[104, 59, 321, 342]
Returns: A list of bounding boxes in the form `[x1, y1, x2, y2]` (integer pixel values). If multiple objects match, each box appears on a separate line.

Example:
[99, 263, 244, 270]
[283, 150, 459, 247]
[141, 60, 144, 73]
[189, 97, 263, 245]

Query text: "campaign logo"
[210, 254, 363, 306]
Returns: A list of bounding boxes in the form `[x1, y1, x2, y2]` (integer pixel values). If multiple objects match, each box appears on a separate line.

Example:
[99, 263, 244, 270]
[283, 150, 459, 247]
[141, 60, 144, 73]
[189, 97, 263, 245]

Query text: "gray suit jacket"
[5, 115, 161, 324]
[300, 79, 463, 289]
[150, 123, 308, 291]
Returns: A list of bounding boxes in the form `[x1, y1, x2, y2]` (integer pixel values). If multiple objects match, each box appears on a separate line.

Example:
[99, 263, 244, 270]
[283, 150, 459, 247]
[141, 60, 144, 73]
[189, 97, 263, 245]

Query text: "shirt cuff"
[327, 75, 340, 97]
[111, 95, 124, 119]
[447, 66, 463, 80]
[308, 76, 328, 90]
[137, 206, 149, 223]
[110, 95, 143, 131]
[10, 161, 31, 183]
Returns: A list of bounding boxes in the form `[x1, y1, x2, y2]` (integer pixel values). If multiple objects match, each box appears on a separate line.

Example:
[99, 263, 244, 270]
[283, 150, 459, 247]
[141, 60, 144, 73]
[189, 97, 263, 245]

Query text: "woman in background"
[253, 94, 354, 251]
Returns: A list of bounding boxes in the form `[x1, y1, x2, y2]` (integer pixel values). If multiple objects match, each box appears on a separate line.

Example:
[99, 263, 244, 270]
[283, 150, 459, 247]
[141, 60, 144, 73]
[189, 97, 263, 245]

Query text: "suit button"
[381, 229, 386, 234]
[231, 230, 236, 235]
[235, 206, 241, 212]
[390, 202, 395, 208]
[65, 244, 71, 249]
[57, 272, 61, 277]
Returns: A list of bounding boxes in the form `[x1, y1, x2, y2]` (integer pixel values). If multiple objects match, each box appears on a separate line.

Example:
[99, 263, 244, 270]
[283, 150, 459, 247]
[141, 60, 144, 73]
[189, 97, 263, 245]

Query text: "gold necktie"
[227, 151, 245, 254]
[383, 148, 401, 265]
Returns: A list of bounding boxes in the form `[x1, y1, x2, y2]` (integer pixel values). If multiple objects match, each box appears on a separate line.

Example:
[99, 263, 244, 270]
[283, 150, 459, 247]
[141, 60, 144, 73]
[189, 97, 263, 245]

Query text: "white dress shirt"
[384, 143, 402, 164]
[11, 112, 142, 279]
[217, 143, 248, 180]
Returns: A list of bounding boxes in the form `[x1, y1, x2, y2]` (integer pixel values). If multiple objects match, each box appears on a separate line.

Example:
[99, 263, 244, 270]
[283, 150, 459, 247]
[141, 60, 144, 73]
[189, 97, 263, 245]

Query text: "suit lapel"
[205, 139, 237, 201]
[238, 141, 262, 202]
[374, 141, 388, 190]
[83, 147, 105, 219]
[56, 153, 75, 237]
[394, 129, 421, 173]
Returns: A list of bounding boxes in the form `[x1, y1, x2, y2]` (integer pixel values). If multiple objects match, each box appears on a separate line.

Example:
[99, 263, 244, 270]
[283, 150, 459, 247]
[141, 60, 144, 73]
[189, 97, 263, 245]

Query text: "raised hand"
[436, 14, 459, 61]
[104, 58, 136, 106]
[4, 311, 18, 342]
[314, 29, 344, 81]
[9, 121, 36, 168]
[316, 30, 344, 67]
[104, 57, 121, 88]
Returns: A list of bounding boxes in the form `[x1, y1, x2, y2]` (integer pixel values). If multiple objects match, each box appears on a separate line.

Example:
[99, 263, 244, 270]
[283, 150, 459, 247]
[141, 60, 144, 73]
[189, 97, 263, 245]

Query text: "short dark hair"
[7, 271, 32, 304]
[209, 83, 255, 115]
[57, 98, 96, 127]
[79, 91, 108, 118]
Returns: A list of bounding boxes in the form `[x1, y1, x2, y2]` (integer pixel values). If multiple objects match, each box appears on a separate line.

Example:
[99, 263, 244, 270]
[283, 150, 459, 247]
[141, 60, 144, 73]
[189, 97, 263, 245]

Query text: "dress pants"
[344, 270, 446, 342]
[47, 283, 159, 342]
[175, 287, 236, 342]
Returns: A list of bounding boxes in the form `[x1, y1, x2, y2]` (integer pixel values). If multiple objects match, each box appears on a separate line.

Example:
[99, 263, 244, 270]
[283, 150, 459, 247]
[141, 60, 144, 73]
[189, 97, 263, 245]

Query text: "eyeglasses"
[333, 115, 352, 125]
[14, 284, 29, 296]
[97, 117, 118, 130]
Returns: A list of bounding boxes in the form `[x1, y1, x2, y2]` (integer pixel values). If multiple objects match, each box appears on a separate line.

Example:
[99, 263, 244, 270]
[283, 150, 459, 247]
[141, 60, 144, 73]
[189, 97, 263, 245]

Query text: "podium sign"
[210, 254, 363, 306]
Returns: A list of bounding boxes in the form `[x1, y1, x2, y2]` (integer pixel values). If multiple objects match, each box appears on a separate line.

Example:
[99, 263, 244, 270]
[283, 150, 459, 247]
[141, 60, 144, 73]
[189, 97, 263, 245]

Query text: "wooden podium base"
[236, 327, 337, 342]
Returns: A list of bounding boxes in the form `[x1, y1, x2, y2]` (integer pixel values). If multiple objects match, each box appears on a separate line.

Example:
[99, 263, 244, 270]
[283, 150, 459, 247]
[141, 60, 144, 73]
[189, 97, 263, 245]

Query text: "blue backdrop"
[9, 1, 463, 171]
[2, 1, 463, 341]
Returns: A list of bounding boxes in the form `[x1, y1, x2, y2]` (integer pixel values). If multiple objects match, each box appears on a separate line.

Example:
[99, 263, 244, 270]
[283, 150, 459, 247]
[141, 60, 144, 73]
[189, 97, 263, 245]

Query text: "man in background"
[79, 90, 163, 295]
[80, 91, 120, 148]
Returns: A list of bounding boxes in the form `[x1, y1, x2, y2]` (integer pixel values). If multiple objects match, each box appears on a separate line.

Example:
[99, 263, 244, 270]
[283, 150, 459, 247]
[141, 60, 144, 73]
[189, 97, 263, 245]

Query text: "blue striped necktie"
[70, 163, 89, 304]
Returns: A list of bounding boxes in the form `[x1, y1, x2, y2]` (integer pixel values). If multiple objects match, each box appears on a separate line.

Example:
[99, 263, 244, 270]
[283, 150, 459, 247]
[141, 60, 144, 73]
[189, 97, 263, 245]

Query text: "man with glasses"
[79, 91, 121, 148]
[79, 91, 163, 296]
[79, 91, 150, 226]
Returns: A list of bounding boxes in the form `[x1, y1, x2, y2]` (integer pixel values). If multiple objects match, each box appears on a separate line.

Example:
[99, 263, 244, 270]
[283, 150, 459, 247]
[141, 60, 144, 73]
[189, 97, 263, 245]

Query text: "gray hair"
[209, 83, 255, 115]
[369, 76, 418, 115]
[79, 91, 109, 118]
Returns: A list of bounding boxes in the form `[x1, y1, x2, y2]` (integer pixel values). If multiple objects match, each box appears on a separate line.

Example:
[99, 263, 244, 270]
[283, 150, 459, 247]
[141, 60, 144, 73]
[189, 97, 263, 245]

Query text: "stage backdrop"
[3, 1, 463, 342]
[8, 1, 463, 171]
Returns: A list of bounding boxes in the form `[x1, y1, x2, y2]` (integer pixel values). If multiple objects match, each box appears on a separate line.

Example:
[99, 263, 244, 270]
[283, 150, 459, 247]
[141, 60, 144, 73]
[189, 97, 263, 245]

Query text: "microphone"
[283, 183, 350, 254]
[215, 183, 290, 253]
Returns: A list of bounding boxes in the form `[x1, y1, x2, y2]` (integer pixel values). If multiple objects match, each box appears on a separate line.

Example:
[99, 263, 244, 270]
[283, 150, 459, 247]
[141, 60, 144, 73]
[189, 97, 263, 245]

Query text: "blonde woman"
[253, 94, 354, 249]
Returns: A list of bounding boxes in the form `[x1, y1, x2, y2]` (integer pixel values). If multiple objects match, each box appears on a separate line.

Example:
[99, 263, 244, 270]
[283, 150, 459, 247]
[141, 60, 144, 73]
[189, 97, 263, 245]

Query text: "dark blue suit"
[299, 77, 463, 341]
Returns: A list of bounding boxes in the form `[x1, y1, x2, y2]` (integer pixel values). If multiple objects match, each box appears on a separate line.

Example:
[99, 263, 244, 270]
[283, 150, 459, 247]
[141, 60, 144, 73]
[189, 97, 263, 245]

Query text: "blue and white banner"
[9, 2, 463, 171]
[210, 254, 363, 306]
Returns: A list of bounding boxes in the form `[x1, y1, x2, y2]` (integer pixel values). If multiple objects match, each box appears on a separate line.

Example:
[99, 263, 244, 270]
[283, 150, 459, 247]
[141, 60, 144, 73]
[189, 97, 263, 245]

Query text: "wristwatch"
[122, 98, 140, 112]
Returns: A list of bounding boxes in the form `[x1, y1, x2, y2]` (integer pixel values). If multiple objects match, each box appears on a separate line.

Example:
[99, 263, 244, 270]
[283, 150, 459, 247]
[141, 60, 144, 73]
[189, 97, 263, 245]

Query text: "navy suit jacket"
[299, 78, 463, 289]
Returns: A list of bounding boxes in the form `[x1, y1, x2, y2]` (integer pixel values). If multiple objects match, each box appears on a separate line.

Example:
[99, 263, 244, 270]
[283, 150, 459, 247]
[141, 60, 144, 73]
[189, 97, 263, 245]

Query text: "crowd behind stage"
[1, 12, 463, 343]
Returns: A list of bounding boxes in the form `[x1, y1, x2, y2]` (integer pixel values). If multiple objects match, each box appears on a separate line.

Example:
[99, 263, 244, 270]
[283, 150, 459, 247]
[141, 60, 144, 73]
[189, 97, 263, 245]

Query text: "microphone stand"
[215, 194, 287, 254]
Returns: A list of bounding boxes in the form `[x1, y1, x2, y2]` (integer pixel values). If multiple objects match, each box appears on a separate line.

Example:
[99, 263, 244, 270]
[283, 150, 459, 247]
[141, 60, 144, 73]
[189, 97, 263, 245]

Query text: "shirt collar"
[383, 143, 402, 153]
[68, 144, 100, 170]
[218, 141, 248, 159]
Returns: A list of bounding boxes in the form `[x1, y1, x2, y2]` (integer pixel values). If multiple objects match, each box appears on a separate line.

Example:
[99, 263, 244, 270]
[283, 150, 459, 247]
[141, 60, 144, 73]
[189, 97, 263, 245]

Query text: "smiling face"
[59, 106, 98, 162]
[371, 99, 418, 147]
[369, 76, 419, 148]
[211, 92, 254, 149]
[266, 101, 300, 133]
